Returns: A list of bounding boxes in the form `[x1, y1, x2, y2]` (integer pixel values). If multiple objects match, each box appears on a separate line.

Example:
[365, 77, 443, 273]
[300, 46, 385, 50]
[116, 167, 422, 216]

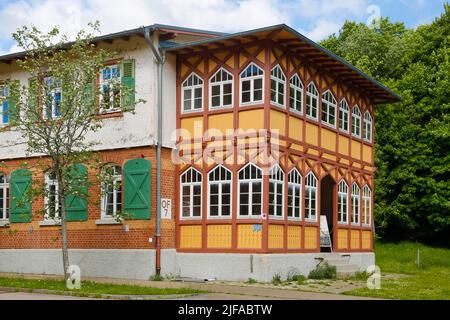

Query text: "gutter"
[143, 26, 166, 277]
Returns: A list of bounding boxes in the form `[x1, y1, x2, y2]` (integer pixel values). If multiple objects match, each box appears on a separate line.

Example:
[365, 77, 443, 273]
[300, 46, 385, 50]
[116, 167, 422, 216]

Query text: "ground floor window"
[0, 173, 8, 220]
[338, 180, 349, 224]
[208, 165, 232, 218]
[101, 164, 122, 219]
[238, 163, 262, 217]
[287, 169, 302, 220]
[305, 172, 318, 221]
[44, 172, 60, 221]
[269, 165, 284, 218]
[362, 185, 372, 226]
[180, 168, 202, 218]
[352, 183, 360, 225]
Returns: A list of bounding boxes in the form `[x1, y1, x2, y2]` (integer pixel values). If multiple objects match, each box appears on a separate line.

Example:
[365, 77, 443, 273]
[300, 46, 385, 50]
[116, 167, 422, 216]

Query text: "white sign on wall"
[161, 198, 172, 219]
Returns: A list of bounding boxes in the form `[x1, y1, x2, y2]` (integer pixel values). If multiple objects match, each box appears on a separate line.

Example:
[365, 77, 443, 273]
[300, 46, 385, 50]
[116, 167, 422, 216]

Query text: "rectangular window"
[0, 85, 9, 125]
[100, 64, 122, 113]
[43, 77, 62, 120]
[101, 165, 122, 219]
[44, 173, 61, 221]
[0, 174, 9, 220]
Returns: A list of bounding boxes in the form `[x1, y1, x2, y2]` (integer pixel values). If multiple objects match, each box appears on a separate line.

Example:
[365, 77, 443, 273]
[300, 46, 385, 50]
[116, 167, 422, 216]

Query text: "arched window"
[44, 171, 60, 221]
[305, 172, 318, 221]
[209, 68, 233, 109]
[289, 74, 303, 114]
[0, 85, 9, 126]
[270, 65, 286, 107]
[180, 167, 202, 218]
[362, 185, 372, 226]
[288, 168, 302, 220]
[321, 90, 337, 127]
[101, 164, 122, 219]
[182, 73, 203, 112]
[306, 82, 319, 120]
[364, 111, 373, 142]
[338, 180, 349, 224]
[269, 165, 284, 218]
[208, 165, 232, 218]
[240, 63, 264, 105]
[339, 99, 349, 133]
[238, 163, 262, 217]
[352, 106, 362, 138]
[0, 173, 9, 220]
[351, 183, 360, 225]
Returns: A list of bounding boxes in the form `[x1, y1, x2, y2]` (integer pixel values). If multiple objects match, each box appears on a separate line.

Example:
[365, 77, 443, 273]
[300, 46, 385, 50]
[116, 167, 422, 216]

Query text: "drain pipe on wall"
[144, 26, 166, 276]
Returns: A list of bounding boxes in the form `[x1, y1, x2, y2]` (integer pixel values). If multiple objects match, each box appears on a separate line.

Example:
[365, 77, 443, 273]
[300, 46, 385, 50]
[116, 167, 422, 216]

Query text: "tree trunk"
[56, 167, 70, 280]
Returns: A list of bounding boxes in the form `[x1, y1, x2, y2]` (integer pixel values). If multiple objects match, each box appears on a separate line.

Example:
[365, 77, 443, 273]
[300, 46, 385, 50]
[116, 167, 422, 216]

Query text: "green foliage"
[286, 269, 306, 283]
[308, 263, 337, 280]
[245, 278, 258, 284]
[149, 274, 164, 281]
[271, 273, 282, 285]
[321, 4, 450, 245]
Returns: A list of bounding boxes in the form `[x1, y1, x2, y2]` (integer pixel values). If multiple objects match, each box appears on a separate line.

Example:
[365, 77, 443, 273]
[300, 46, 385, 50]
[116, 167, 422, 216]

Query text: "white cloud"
[0, 0, 370, 53]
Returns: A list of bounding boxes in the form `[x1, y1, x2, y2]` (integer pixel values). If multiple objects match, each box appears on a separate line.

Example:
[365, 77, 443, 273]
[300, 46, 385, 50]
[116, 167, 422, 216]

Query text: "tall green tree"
[321, 4, 450, 245]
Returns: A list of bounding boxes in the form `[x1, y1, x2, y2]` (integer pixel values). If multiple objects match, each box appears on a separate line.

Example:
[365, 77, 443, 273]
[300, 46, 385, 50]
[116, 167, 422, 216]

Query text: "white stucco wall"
[0, 35, 177, 161]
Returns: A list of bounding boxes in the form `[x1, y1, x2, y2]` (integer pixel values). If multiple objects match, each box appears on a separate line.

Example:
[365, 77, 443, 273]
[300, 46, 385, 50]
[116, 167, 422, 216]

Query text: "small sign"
[252, 224, 262, 232]
[320, 215, 332, 250]
[161, 198, 172, 219]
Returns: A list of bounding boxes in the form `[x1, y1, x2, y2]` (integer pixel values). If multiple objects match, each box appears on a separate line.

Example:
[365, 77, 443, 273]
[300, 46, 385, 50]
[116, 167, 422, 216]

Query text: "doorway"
[320, 174, 335, 252]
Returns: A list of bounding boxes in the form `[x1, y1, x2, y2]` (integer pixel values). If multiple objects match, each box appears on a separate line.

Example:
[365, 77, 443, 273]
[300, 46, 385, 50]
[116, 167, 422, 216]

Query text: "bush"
[308, 263, 337, 279]
[149, 274, 164, 281]
[245, 278, 257, 284]
[271, 273, 282, 285]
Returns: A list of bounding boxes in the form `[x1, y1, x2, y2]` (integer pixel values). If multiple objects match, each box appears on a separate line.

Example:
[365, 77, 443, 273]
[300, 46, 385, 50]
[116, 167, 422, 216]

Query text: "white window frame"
[207, 165, 232, 219]
[337, 180, 349, 224]
[351, 183, 360, 225]
[269, 164, 284, 219]
[0, 173, 8, 221]
[0, 85, 9, 126]
[43, 77, 62, 120]
[239, 62, 264, 106]
[339, 99, 350, 133]
[352, 105, 362, 138]
[289, 74, 303, 115]
[306, 82, 319, 120]
[287, 168, 302, 220]
[180, 167, 203, 220]
[100, 64, 122, 113]
[44, 172, 60, 221]
[363, 111, 373, 142]
[270, 65, 286, 108]
[362, 185, 372, 226]
[100, 164, 122, 220]
[304, 172, 318, 222]
[182, 72, 204, 113]
[209, 68, 233, 110]
[237, 163, 263, 218]
[321, 90, 337, 128]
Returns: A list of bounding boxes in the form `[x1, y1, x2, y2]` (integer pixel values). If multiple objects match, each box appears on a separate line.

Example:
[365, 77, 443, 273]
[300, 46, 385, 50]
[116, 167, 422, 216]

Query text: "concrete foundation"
[0, 249, 375, 282]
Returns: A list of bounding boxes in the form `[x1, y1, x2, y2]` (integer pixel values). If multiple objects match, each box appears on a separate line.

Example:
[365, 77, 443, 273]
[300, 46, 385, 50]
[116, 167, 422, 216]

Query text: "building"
[0, 24, 400, 281]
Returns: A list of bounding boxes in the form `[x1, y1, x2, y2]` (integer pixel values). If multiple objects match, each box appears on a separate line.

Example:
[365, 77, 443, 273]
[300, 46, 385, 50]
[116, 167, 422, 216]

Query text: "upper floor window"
[306, 82, 319, 120]
[287, 168, 302, 220]
[0, 85, 9, 125]
[352, 105, 362, 138]
[305, 172, 318, 221]
[270, 65, 286, 107]
[44, 172, 60, 221]
[182, 73, 203, 113]
[100, 64, 122, 113]
[352, 183, 360, 225]
[339, 99, 350, 133]
[209, 68, 233, 109]
[101, 164, 122, 219]
[180, 168, 202, 218]
[43, 77, 62, 120]
[362, 185, 372, 226]
[240, 63, 264, 105]
[338, 180, 349, 224]
[321, 90, 337, 127]
[289, 74, 303, 114]
[0, 173, 8, 221]
[238, 163, 262, 217]
[208, 165, 232, 218]
[364, 111, 373, 142]
[269, 165, 284, 218]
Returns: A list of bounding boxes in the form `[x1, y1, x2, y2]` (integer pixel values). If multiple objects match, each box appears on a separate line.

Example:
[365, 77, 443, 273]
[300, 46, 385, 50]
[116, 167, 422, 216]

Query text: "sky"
[0, 0, 448, 55]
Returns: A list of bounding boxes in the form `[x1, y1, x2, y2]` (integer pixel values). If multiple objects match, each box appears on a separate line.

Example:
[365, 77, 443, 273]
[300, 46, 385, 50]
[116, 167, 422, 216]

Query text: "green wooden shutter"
[8, 80, 20, 125]
[66, 164, 88, 221]
[10, 169, 32, 223]
[124, 158, 151, 220]
[121, 59, 135, 109]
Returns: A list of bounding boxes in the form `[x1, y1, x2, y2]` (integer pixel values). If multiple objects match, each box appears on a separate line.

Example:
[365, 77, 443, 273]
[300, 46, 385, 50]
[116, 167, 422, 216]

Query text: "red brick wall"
[0, 146, 176, 249]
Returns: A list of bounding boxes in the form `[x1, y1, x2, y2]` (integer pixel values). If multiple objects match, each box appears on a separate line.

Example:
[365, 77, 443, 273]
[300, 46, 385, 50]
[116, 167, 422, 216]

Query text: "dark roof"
[165, 24, 401, 104]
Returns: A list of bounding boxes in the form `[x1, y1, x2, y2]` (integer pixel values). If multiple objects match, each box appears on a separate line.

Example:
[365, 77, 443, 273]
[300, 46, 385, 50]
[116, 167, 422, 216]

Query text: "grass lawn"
[0, 277, 202, 297]
[344, 242, 450, 300]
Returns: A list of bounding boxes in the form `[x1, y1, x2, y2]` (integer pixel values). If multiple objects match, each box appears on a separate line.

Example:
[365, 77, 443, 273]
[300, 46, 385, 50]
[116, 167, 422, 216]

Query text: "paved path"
[0, 290, 95, 300]
[0, 272, 379, 300]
